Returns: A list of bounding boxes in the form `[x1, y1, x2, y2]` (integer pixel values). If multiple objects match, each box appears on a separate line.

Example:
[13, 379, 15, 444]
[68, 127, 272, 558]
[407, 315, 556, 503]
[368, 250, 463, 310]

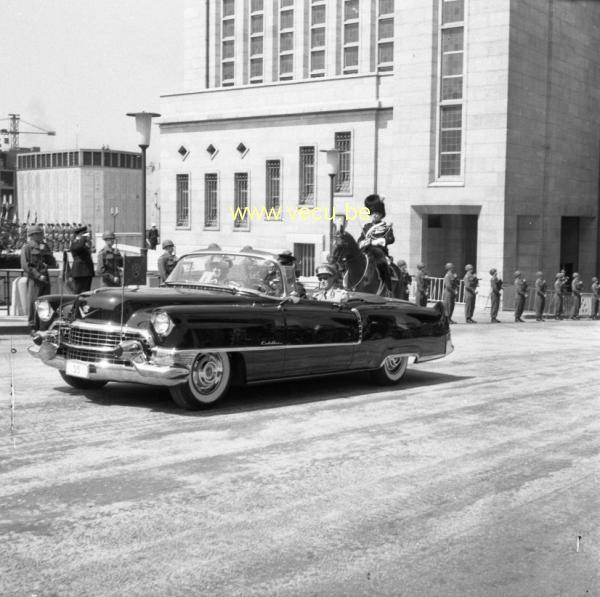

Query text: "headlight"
[151, 311, 174, 337]
[36, 299, 54, 322]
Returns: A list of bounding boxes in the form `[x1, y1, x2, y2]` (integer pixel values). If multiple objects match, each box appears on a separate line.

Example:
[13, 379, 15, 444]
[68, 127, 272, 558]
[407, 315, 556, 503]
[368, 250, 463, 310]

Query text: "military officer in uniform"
[590, 277, 600, 320]
[97, 231, 123, 287]
[489, 268, 503, 323]
[312, 263, 349, 302]
[20, 224, 52, 330]
[442, 262, 458, 324]
[513, 270, 528, 322]
[157, 239, 177, 282]
[463, 264, 479, 323]
[396, 259, 412, 301]
[148, 223, 159, 250]
[570, 272, 584, 320]
[69, 225, 94, 293]
[553, 272, 565, 320]
[414, 262, 429, 307]
[534, 271, 547, 321]
[358, 194, 395, 294]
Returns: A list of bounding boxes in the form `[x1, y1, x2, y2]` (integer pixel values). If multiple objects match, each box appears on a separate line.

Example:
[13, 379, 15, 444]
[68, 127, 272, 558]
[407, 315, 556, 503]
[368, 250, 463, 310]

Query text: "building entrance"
[560, 216, 579, 289]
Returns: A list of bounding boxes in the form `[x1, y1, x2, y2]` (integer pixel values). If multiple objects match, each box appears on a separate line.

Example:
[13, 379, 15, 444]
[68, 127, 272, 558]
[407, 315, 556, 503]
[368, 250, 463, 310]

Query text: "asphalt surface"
[1, 319, 599, 597]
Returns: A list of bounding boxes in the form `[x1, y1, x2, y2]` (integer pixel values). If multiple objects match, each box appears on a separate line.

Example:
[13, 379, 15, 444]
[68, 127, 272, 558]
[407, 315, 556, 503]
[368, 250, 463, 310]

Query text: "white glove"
[371, 238, 386, 247]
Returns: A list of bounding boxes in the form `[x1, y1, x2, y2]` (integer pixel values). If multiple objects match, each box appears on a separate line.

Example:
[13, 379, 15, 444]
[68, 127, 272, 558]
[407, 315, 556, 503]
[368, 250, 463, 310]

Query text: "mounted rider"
[357, 194, 395, 294]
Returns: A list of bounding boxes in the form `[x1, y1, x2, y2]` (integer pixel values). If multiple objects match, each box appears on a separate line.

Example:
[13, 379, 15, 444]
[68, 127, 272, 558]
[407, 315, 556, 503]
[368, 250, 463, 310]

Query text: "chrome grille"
[68, 326, 145, 349]
[66, 347, 132, 367]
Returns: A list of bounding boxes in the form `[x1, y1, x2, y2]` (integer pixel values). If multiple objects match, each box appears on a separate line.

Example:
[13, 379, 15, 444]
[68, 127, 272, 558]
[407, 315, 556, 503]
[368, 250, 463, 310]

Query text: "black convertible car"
[29, 249, 453, 409]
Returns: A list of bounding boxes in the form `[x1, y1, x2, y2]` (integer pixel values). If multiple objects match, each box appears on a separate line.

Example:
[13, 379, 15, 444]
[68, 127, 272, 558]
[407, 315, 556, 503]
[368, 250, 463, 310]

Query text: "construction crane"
[0, 114, 55, 150]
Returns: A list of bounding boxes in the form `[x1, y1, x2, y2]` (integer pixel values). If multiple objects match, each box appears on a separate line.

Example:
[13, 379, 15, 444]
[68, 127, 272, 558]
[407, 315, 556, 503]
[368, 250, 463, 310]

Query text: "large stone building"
[16, 148, 143, 245]
[159, 0, 600, 281]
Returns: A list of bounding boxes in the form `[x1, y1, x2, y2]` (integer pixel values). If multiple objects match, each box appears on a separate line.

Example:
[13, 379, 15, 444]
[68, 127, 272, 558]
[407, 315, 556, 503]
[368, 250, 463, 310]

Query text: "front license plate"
[66, 360, 90, 379]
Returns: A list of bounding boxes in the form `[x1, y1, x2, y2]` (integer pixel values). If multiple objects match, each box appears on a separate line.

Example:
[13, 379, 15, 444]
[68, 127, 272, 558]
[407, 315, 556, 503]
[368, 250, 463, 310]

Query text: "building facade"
[159, 0, 600, 281]
[17, 148, 143, 244]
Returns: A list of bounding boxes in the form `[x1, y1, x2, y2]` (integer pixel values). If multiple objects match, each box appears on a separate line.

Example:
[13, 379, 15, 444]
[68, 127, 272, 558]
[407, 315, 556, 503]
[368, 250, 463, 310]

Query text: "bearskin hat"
[364, 194, 385, 218]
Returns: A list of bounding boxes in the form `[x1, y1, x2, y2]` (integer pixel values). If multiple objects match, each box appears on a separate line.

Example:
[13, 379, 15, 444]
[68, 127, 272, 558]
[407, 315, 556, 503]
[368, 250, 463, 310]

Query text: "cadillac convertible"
[28, 249, 453, 409]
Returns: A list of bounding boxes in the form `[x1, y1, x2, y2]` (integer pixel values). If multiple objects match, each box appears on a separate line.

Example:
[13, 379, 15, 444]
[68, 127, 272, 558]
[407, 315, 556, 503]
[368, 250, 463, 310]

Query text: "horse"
[331, 227, 403, 298]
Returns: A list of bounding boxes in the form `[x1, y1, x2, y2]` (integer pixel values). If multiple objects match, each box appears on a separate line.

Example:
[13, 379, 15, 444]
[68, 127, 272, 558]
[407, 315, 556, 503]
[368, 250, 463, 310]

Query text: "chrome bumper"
[28, 333, 189, 387]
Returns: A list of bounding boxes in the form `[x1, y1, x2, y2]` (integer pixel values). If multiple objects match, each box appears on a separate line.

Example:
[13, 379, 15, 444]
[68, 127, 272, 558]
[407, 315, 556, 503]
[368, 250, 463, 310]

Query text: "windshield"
[165, 253, 285, 297]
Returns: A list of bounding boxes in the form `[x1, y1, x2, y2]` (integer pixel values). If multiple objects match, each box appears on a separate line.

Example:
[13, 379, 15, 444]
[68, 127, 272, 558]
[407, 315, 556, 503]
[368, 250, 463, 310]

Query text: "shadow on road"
[55, 368, 471, 416]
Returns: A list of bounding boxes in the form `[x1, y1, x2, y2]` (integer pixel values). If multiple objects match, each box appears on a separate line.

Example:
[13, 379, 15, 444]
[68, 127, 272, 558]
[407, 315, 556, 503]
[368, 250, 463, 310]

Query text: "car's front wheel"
[370, 355, 409, 385]
[169, 352, 231, 409]
[59, 371, 108, 390]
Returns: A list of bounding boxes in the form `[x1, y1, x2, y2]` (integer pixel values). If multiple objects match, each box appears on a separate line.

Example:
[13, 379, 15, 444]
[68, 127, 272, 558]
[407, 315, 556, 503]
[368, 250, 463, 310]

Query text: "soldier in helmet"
[553, 272, 565, 320]
[489, 268, 503, 323]
[442, 262, 458, 324]
[570, 272, 584, 320]
[358, 194, 395, 294]
[157, 239, 177, 282]
[463, 264, 479, 323]
[590, 276, 600, 320]
[513, 270, 528, 322]
[534, 271, 547, 321]
[312, 263, 349, 302]
[414, 262, 429, 307]
[97, 231, 123, 287]
[395, 259, 412, 300]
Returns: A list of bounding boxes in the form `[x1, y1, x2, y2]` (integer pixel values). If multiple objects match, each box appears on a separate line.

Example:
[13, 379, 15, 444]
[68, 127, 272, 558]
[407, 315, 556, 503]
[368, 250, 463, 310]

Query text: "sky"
[1, 0, 185, 163]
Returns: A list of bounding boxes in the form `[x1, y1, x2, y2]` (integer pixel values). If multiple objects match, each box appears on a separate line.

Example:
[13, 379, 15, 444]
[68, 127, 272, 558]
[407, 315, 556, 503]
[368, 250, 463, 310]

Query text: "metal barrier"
[1, 268, 64, 315]
[426, 277, 466, 304]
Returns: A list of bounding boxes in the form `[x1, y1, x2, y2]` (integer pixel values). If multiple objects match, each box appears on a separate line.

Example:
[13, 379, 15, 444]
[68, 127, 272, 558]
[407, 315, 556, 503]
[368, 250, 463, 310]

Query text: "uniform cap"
[536, 271, 543, 277]
[151, 223, 156, 227]
[465, 264, 473, 271]
[27, 224, 43, 235]
[397, 259, 407, 267]
[572, 272, 579, 277]
[514, 270, 521, 277]
[74, 225, 88, 234]
[445, 262, 454, 270]
[162, 239, 174, 249]
[592, 277, 598, 282]
[240, 245, 254, 252]
[555, 273, 562, 279]
[102, 230, 116, 240]
[489, 268, 497, 275]
[364, 194, 386, 218]
[417, 262, 425, 269]
[316, 263, 336, 277]
[207, 243, 222, 251]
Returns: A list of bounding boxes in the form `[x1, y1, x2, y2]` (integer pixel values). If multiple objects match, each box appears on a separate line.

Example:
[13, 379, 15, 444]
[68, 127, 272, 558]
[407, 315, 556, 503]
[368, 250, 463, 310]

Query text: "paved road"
[1, 321, 599, 596]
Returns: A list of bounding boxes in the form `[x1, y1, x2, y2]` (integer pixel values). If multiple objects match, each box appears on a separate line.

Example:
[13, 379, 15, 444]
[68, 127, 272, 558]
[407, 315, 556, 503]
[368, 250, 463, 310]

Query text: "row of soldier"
[1, 221, 94, 253]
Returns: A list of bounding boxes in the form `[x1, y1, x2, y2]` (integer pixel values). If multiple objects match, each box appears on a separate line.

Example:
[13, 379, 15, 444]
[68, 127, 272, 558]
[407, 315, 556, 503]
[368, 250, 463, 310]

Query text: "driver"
[312, 263, 349, 302]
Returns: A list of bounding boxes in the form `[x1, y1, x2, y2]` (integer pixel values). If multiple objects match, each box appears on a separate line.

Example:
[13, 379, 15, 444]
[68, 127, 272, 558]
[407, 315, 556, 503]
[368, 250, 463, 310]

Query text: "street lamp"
[320, 148, 339, 254]
[109, 205, 119, 233]
[126, 111, 160, 263]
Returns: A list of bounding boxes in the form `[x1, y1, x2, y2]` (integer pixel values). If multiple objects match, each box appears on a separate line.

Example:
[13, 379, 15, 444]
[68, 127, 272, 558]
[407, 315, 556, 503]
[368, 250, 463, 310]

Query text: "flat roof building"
[159, 0, 600, 281]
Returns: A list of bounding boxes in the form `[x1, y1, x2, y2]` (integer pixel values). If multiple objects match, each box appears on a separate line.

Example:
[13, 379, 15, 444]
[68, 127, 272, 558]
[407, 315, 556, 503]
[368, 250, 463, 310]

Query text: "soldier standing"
[534, 271, 547, 321]
[442, 262, 458, 324]
[20, 224, 52, 330]
[570, 272, 584, 320]
[590, 277, 600, 320]
[513, 271, 527, 322]
[158, 239, 177, 282]
[553, 272, 564, 320]
[69, 225, 94, 293]
[414, 262, 429, 307]
[489, 268, 503, 323]
[463, 264, 479, 323]
[97, 231, 123, 287]
[396, 259, 412, 301]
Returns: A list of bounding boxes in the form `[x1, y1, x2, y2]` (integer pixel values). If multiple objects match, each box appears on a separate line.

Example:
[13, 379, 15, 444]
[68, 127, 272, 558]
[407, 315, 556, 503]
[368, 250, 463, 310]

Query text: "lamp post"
[320, 148, 340, 255]
[126, 111, 160, 264]
[109, 205, 119, 233]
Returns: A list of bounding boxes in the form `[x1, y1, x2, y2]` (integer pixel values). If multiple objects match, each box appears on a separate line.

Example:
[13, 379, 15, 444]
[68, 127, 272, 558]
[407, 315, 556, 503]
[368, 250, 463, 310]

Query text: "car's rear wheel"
[59, 371, 108, 390]
[169, 352, 231, 409]
[370, 355, 409, 385]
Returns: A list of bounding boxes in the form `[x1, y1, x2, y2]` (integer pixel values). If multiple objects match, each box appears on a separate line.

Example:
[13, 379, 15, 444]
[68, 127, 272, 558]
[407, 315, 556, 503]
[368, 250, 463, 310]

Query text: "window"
[377, 0, 394, 72]
[249, 0, 264, 83]
[437, 0, 465, 177]
[278, 0, 294, 81]
[93, 152, 102, 166]
[83, 152, 92, 166]
[299, 147, 315, 205]
[266, 160, 281, 213]
[343, 0, 359, 74]
[234, 173, 249, 229]
[204, 174, 218, 228]
[310, 1, 326, 78]
[221, 0, 235, 87]
[176, 174, 190, 228]
[335, 132, 352, 193]
[293, 243, 315, 277]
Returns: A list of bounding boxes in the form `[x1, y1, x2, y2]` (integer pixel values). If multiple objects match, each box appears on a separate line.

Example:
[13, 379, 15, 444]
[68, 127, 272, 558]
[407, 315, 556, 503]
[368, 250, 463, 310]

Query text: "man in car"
[312, 263, 349, 302]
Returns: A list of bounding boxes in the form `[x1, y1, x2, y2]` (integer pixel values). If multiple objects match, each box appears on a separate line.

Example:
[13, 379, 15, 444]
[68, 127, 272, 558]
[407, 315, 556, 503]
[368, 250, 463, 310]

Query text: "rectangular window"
[310, 1, 326, 78]
[251, 0, 263, 10]
[234, 173, 249, 229]
[279, 0, 294, 81]
[93, 152, 102, 166]
[204, 173, 218, 229]
[176, 174, 190, 228]
[249, 0, 264, 83]
[437, 0, 465, 178]
[335, 132, 352, 193]
[377, 0, 394, 72]
[299, 146, 315, 205]
[343, 0, 359, 74]
[221, 0, 235, 87]
[83, 151, 92, 166]
[266, 160, 281, 213]
[293, 243, 316, 277]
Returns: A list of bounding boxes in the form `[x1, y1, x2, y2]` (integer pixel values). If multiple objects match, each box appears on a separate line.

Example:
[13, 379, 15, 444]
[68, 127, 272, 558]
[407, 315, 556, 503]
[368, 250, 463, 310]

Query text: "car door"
[282, 298, 360, 377]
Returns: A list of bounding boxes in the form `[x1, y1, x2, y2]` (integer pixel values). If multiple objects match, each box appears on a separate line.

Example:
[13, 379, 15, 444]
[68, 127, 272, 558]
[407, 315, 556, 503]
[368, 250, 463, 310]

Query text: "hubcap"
[384, 355, 405, 375]
[190, 354, 224, 395]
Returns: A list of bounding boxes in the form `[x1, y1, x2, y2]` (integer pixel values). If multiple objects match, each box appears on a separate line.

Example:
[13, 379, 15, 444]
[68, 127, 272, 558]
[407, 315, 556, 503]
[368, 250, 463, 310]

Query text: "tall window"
[438, 0, 464, 177]
[299, 146, 315, 205]
[266, 160, 281, 213]
[221, 0, 235, 87]
[204, 174, 218, 228]
[234, 173, 249, 229]
[176, 174, 190, 228]
[279, 0, 294, 81]
[335, 132, 352, 193]
[293, 243, 315, 277]
[343, 0, 359, 75]
[249, 0, 264, 83]
[310, 1, 326, 78]
[377, 0, 394, 72]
